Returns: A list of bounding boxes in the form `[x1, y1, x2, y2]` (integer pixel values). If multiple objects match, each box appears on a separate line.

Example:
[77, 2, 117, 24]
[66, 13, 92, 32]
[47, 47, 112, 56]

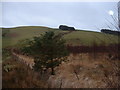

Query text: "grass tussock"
[2, 58, 48, 88]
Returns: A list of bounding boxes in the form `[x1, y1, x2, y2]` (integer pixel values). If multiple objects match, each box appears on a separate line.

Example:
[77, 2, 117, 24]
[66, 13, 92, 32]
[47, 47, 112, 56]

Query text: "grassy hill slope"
[2, 26, 119, 48]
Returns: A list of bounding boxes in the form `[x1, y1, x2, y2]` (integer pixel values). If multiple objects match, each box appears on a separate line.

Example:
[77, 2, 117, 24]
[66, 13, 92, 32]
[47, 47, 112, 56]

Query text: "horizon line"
[0, 25, 103, 32]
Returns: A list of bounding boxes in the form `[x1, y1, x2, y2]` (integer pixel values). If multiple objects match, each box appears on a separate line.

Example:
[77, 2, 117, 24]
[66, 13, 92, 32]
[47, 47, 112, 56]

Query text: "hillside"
[2, 26, 120, 88]
[2, 26, 119, 48]
[3, 49, 120, 88]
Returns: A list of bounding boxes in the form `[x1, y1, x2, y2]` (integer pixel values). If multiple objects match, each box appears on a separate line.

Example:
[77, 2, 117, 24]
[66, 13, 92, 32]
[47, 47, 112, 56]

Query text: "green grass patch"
[2, 26, 119, 48]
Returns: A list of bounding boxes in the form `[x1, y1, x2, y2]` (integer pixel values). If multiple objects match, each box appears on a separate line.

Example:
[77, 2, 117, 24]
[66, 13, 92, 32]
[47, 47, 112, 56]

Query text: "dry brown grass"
[2, 59, 48, 88]
[3, 52, 119, 88]
[48, 53, 120, 88]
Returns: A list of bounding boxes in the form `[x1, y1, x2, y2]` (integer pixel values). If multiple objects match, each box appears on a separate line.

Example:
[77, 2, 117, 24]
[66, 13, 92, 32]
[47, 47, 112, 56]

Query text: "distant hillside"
[2, 26, 119, 48]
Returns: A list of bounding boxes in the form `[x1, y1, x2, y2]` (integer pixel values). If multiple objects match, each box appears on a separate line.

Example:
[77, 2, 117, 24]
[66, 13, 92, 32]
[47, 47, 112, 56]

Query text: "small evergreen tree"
[21, 31, 69, 75]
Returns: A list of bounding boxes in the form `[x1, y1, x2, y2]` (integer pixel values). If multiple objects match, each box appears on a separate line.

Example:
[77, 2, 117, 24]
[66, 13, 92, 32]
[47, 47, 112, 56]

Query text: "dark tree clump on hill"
[101, 29, 120, 36]
[21, 31, 69, 75]
[59, 25, 75, 31]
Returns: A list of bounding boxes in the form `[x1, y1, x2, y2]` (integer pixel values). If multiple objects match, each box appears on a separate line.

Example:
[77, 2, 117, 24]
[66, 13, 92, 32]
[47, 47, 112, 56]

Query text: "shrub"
[21, 31, 69, 75]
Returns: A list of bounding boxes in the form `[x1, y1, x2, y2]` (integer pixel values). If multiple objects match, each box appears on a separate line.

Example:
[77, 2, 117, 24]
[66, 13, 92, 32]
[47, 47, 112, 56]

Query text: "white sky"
[1, 2, 119, 31]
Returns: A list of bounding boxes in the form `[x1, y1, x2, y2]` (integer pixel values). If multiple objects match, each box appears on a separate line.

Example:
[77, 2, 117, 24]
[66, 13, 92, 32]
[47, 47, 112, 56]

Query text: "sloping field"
[63, 30, 119, 46]
[2, 26, 119, 48]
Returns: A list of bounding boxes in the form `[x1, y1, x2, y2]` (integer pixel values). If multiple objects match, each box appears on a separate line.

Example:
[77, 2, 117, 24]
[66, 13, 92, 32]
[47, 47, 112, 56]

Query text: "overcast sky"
[1, 2, 118, 31]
